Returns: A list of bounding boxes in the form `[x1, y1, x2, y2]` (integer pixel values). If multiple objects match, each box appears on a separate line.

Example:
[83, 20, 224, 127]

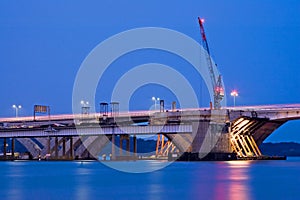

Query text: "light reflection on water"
[0, 159, 299, 200]
[74, 167, 92, 200]
[188, 161, 252, 200]
[226, 161, 252, 200]
[102, 160, 169, 173]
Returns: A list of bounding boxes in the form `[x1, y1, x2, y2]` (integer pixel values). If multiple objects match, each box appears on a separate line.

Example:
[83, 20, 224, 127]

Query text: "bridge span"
[1, 104, 300, 160]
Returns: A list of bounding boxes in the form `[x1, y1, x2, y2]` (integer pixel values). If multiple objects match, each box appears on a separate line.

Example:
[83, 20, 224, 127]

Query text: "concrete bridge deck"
[1, 104, 300, 160]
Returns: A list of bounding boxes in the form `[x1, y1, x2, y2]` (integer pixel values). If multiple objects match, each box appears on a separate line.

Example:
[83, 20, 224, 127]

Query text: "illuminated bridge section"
[229, 104, 300, 158]
[230, 117, 263, 157]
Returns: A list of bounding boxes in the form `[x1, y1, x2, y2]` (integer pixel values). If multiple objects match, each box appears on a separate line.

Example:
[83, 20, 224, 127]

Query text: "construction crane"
[198, 17, 224, 109]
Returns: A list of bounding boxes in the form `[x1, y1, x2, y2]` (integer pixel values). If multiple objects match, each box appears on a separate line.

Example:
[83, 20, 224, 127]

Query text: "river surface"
[0, 157, 300, 200]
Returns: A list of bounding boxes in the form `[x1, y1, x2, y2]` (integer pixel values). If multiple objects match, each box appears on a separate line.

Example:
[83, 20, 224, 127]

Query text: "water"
[0, 158, 300, 200]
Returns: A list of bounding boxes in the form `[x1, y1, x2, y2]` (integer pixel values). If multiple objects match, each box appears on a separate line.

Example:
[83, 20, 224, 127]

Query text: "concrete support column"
[62, 137, 66, 158]
[119, 135, 123, 156]
[3, 138, 7, 159]
[126, 136, 130, 156]
[133, 135, 137, 158]
[55, 137, 59, 159]
[11, 138, 15, 160]
[47, 137, 51, 155]
[69, 137, 73, 159]
[111, 134, 116, 160]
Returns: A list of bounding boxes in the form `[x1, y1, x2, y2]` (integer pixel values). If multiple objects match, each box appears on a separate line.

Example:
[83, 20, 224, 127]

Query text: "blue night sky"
[0, 1, 300, 142]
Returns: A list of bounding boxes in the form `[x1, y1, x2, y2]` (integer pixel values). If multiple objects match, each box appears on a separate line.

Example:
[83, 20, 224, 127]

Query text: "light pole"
[12, 104, 22, 117]
[230, 90, 238, 107]
[80, 100, 90, 114]
[80, 100, 89, 107]
[152, 97, 160, 110]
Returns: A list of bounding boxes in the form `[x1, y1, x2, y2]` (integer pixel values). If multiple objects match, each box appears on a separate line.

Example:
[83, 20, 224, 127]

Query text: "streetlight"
[230, 90, 238, 107]
[80, 100, 90, 114]
[12, 104, 22, 117]
[80, 100, 89, 107]
[152, 97, 160, 110]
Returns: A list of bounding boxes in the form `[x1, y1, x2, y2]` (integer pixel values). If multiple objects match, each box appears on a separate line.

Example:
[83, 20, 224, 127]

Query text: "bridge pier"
[111, 134, 116, 160]
[133, 135, 137, 157]
[62, 137, 66, 158]
[43, 136, 74, 160]
[119, 135, 130, 156]
[1, 138, 16, 160]
[3, 138, 7, 159]
[116, 134, 135, 159]
[126, 136, 130, 156]
[47, 137, 51, 156]
[168, 119, 234, 161]
[119, 135, 122, 156]
[69, 137, 73, 159]
[11, 138, 15, 160]
[55, 137, 59, 159]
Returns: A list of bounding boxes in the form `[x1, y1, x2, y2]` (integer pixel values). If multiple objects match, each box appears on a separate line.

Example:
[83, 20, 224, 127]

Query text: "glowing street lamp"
[152, 97, 160, 110]
[80, 100, 90, 114]
[230, 90, 238, 107]
[12, 104, 22, 117]
[80, 100, 89, 107]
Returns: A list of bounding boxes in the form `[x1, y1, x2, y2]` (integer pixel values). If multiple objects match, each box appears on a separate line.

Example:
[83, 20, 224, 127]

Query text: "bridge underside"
[229, 117, 287, 158]
[165, 121, 230, 153]
[164, 118, 290, 159]
[0, 117, 292, 160]
[12, 136, 110, 159]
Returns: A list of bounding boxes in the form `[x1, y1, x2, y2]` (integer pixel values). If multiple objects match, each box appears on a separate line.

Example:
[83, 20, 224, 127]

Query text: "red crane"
[198, 17, 224, 109]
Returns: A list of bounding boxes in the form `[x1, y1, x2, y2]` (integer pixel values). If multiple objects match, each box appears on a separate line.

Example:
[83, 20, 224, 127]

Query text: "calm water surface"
[0, 158, 300, 200]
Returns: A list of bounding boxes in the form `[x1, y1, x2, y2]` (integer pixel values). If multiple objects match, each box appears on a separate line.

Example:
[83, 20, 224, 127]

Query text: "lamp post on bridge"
[12, 104, 22, 117]
[80, 100, 90, 115]
[230, 90, 238, 107]
[152, 97, 160, 110]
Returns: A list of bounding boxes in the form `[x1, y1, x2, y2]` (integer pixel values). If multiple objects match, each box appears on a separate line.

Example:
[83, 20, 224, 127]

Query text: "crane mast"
[198, 17, 224, 109]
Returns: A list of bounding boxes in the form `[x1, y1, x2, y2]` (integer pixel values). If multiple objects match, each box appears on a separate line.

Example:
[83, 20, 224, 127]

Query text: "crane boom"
[198, 17, 224, 109]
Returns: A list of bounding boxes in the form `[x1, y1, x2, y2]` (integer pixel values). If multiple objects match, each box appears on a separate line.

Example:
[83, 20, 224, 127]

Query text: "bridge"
[1, 104, 300, 160]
